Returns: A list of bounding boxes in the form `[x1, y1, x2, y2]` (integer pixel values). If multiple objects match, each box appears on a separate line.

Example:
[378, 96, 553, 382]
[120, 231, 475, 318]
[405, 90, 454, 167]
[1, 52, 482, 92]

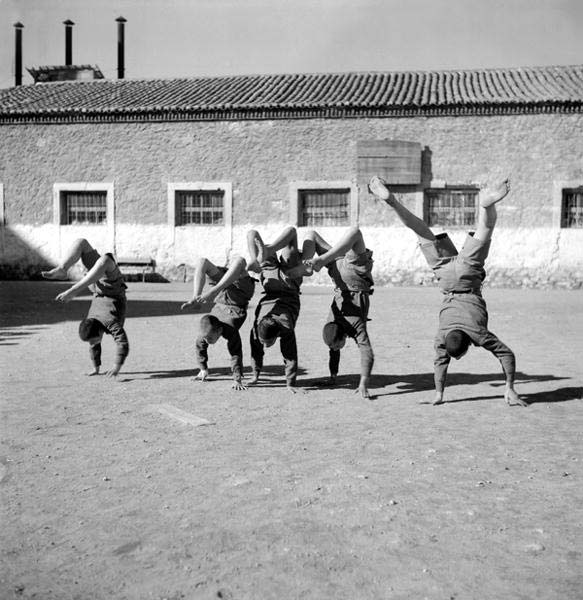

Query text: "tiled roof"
[1, 64, 582, 123]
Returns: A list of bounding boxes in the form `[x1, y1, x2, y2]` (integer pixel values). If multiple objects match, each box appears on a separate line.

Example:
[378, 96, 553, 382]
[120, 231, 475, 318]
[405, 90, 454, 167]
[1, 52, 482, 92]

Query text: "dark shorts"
[255, 297, 298, 331]
[210, 303, 247, 332]
[87, 294, 126, 329]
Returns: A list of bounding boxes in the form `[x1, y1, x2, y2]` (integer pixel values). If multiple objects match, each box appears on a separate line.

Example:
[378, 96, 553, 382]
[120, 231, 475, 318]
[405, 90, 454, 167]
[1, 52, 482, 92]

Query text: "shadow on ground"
[122, 365, 308, 383]
[299, 371, 578, 404]
[0, 281, 208, 343]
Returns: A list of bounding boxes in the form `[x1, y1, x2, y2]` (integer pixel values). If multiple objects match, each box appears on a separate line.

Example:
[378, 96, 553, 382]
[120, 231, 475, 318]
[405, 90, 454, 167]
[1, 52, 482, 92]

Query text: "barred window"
[60, 191, 107, 225]
[561, 188, 583, 228]
[424, 188, 478, 228]
[298, 188, 350, 227]
[175, 190, 224, 226]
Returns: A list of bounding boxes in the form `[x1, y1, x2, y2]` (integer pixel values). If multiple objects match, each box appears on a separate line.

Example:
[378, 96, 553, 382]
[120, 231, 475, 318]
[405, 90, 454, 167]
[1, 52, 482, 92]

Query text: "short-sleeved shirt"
[207, 266, 255, 314]
[81, 249, 127, 299]
[419, 233, 490, 294]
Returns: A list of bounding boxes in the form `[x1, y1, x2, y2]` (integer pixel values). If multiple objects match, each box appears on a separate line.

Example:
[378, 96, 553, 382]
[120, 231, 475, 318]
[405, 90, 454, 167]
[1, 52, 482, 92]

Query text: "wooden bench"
[116, 257, 156, 282]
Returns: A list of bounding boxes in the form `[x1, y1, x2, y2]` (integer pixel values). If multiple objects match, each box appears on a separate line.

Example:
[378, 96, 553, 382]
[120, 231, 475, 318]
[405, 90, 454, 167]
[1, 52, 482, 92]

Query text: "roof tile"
[1, 65, 582, 122]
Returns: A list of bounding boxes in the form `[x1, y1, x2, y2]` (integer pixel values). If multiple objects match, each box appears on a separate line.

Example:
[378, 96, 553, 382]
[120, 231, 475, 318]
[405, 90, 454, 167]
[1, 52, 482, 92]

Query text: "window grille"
[175, 190, 224, 225]
[61, 191, 107, 225]
[424, 188, 478, 228]
[299, 188, 350, 227]
[561, 188, 583, 228]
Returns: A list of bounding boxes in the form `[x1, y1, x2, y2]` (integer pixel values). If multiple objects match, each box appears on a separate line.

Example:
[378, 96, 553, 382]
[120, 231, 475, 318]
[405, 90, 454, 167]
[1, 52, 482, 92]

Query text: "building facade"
[1, 66, 582, 287]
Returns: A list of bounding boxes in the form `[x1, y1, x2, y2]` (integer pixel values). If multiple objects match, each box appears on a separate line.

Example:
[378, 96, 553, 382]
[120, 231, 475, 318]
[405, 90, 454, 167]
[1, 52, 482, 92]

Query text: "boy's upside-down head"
[198, 314, 223, 344]
[257, 316, 283, 347]
[445, 329, 471, 359]
[322, 322, 347, 351]
[78, 318, 105, 344]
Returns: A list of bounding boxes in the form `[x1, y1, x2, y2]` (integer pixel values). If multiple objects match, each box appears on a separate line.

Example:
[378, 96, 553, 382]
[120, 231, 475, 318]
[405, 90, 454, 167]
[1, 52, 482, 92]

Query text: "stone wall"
[1, 113, 582, 287]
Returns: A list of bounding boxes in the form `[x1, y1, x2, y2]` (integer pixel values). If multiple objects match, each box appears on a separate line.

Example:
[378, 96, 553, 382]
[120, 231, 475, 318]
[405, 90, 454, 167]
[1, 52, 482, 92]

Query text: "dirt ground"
[1, 280, 582, 600]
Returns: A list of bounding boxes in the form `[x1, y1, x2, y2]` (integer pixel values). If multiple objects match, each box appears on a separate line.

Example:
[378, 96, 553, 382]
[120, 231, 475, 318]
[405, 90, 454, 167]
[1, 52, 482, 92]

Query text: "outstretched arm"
[55, 255, 112, 302]
[248, 324, 264, 385]
[104, 321, 129, 378]
[481, 331, 527, 407]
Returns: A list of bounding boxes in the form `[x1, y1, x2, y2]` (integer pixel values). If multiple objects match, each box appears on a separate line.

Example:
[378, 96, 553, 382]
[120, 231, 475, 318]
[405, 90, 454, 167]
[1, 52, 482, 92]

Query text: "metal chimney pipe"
[116, 17, 127, 79]
[14, 22, 24, 86]
[63, 20, 74, 66]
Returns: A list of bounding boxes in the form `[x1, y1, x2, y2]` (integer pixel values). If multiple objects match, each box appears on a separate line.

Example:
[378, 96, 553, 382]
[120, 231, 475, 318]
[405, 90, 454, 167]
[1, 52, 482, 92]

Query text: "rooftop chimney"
[63, 20, 74, 66]
[116, 17, 127, 79]
[14, 22, 24, 86]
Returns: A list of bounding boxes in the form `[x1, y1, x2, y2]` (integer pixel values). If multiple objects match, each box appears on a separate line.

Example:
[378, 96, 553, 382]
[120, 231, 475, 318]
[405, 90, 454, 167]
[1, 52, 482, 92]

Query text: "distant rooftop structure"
[27, 65, 104, 83]
[1, 64, 582, 123]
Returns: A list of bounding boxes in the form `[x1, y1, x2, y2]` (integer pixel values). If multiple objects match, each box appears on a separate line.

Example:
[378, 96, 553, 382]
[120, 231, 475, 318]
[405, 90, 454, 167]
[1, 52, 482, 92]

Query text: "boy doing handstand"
[181, 255, 255, 390]
[302, 227, 375, 399]
[42, 238, 129, 378]
[247, 226, 313, 393]
[368, 176, 526, 407]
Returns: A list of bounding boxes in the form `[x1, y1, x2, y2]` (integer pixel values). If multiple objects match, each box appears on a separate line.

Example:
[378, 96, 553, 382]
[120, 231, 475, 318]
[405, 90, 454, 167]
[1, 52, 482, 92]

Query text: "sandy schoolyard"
[1, 280, 582, 599]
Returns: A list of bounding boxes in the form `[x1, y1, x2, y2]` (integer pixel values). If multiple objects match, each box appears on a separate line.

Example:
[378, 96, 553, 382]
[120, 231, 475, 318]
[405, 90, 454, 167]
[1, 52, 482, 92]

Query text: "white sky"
[1, 0, 582, 88]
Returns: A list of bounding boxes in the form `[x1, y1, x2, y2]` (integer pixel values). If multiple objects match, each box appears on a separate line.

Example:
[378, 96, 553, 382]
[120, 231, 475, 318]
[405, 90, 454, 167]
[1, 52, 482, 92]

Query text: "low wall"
[1, 223, 582, 289]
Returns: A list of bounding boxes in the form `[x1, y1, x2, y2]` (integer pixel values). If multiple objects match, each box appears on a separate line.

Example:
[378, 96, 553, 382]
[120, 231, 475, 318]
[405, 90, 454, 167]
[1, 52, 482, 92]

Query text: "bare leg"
[247, 228, 287, 272]
[285, 233, 318, 279]
[474, 179, 510, 242]
[304, 230, 333, 256]
[310, 226, 367, 272]
[369, 177, 435, 242]
[42, 238, 95, 279]
[181, 256, 222, 309]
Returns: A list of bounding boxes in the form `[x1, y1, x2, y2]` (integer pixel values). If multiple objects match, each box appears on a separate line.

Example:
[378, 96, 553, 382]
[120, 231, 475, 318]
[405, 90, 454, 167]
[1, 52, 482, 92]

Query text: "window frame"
[423, 185, 479, 229]
[553, 180, 583, 229]
[168, 182, 232, 229]
[289, 180, 358, 227]
[53, 183, 114, 228]
[560, 186, 583, 229]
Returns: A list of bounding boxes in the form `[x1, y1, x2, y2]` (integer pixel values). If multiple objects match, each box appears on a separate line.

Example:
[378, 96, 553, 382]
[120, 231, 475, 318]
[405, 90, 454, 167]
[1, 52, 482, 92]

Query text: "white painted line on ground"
[148, 404, 215, 427]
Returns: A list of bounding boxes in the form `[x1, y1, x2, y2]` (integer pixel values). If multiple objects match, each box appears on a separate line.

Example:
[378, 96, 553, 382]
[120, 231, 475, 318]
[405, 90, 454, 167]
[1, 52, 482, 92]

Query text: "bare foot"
[505, 388, 528, 407]
[310, 256, 325, 273]
[86, 368, 100, 377]
[41, 267, 68, 280]
[480, 179, 511, 208]
[368, 176, 390, 201]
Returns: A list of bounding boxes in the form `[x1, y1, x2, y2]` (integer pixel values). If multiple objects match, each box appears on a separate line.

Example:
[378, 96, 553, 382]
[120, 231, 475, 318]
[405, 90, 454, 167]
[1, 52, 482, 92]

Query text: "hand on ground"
[232, 380, 247, 391]
[86, 368, 100, 377]
[355, 385, 371, 399]
[194, 369, 209, 382]
[105, 367, 121, 379]
[433, 392, 445, 405]
[505, 387, 528, 407]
